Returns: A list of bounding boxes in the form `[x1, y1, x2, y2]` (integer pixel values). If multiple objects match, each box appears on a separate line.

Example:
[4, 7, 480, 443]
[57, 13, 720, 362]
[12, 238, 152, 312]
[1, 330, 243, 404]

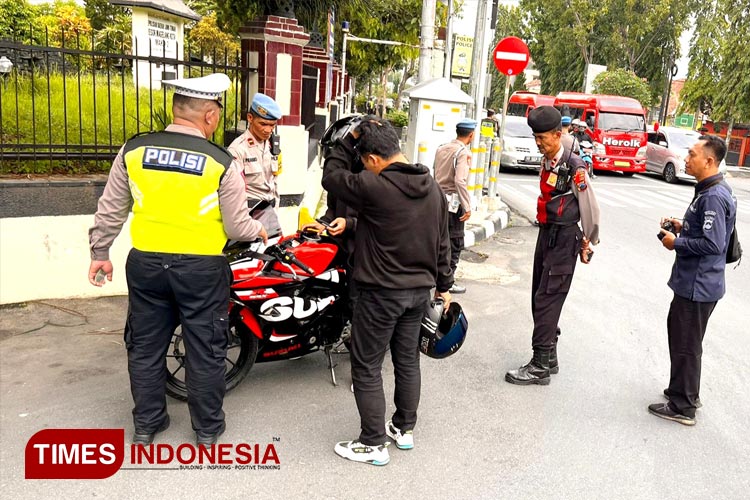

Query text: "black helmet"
[319, 115, 364, 171]
[419, 299, 468, 359]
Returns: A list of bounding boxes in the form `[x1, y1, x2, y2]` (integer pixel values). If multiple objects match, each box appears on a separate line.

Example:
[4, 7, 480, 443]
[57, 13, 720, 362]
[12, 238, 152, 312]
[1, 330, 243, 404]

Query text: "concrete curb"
[727, 166, 750, 179]
[463, 202, 511, 248]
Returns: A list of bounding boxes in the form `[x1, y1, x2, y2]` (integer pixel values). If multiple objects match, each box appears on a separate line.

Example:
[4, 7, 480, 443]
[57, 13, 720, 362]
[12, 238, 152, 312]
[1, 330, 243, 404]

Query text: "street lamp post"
[0, 56, 13, 90]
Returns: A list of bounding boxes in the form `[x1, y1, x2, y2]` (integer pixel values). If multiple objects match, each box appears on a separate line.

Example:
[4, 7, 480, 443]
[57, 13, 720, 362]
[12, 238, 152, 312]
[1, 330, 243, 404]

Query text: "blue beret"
[561, 115, 572, 126]
[528, 106, 562, 133]
[250, 93, 282, 120]
[457, 118, 478, 130]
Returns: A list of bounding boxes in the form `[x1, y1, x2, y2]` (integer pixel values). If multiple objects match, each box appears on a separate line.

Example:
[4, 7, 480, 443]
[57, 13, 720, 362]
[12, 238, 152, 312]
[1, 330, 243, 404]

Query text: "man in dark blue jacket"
[322, 116, 453, 466]
[650, 135, 737, 426]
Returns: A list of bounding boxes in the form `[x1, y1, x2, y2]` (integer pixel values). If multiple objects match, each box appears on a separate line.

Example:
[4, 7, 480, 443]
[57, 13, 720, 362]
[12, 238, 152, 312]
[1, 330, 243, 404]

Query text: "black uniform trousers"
[665, 294, 717, 418]
[350, 284, 431, 445]
[531, 224, 582, 349]
[124, 248, 231, 435]
[448, 208, 466, 274]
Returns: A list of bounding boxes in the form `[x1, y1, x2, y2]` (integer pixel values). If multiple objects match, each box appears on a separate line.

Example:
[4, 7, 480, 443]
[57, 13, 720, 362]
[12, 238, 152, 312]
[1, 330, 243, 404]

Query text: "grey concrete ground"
[2, 177, 749, 498]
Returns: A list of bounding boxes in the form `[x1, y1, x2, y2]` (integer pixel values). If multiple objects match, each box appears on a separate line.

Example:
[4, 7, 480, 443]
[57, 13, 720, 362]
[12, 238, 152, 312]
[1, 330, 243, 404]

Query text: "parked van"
[507, 91, 555, 117]
[553, 92, 648, 174]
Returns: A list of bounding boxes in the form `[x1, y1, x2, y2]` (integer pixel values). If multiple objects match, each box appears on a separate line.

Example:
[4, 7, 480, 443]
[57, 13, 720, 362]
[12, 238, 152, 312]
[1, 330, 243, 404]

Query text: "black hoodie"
[322, 139, 453, 292]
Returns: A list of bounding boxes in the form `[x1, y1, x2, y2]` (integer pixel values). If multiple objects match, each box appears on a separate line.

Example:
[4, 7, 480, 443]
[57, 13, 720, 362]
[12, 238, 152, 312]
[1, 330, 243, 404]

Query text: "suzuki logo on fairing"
[602, 137, 640, 148]
[258, 296, 336, 322]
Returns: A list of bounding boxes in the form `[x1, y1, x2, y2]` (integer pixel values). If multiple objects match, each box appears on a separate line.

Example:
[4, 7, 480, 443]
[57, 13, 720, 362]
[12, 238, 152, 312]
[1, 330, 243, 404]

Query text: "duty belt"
[247, 198, 274, 207]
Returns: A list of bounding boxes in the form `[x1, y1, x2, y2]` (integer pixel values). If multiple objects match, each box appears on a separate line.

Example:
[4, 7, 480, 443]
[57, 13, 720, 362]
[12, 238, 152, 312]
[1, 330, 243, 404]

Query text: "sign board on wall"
[148, 15, 178, 58]
[451, 36, 473, 78]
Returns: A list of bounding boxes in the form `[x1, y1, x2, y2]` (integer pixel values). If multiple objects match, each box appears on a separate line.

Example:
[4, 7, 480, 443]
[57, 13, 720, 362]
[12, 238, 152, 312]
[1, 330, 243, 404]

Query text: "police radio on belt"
[270, 128, 281, 156]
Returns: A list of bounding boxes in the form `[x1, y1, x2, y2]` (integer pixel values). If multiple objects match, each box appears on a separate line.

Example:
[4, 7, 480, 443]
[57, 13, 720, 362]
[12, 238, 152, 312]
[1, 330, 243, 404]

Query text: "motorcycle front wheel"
[165, 319, 259, 401]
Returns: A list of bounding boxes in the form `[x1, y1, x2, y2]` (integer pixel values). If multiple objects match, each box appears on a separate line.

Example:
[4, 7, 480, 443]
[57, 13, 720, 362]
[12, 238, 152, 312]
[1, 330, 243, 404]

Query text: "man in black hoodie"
[323, 117, 453, 466]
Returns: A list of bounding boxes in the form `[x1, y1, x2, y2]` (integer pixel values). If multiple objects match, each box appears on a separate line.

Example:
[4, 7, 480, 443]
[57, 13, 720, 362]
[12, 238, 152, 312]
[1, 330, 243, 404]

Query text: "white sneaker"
[334, 440, 390, 466]
[386, 420, 414, 450]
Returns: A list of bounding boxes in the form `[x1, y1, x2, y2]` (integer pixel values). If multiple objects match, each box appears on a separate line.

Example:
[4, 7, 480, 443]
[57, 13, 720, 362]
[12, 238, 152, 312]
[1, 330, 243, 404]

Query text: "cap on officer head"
[456, 118, 478, 132]
[561, 115, 572, 126]
[163, 73, 230, 107]
[527, 106, 562, 134]
[572, 118, 581, 127]
[250, 93, 282, 120]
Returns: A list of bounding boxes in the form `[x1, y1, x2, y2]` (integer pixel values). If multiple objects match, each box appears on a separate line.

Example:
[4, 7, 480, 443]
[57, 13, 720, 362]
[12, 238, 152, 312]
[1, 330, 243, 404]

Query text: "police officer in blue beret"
[228, 93, 284, 236]
[433, 118, 477, 294]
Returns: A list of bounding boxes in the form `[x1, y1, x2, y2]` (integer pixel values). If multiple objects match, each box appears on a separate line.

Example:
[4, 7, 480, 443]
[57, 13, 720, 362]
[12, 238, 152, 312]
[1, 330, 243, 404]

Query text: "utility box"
[402, 78, 474, 171]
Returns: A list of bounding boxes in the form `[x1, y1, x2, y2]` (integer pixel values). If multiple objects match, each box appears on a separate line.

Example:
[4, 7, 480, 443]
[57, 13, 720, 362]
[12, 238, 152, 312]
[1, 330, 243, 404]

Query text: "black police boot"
[549, 345, 559, 375]
[550, 328, 561, 374]
[505, 348, 551, 386]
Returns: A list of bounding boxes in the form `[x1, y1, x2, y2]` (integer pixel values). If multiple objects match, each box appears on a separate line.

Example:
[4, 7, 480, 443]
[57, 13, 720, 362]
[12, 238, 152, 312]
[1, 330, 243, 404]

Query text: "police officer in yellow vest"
[88, 73, 267, 446]
[228, 93, 283, 236]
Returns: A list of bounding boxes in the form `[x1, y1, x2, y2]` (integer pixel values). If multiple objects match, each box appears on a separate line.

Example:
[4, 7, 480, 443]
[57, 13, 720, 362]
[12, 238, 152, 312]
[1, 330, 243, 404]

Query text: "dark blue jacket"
[668, 173, 737, 302]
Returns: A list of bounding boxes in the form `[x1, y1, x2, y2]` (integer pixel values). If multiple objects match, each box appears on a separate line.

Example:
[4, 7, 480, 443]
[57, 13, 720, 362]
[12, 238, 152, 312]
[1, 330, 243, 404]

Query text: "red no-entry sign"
[493, 37, 530, 76]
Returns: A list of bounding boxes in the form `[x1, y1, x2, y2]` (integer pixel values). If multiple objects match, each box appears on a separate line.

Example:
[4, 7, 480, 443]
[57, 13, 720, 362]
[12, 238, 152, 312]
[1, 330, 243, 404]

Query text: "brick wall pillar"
[239, 16, 310, 127]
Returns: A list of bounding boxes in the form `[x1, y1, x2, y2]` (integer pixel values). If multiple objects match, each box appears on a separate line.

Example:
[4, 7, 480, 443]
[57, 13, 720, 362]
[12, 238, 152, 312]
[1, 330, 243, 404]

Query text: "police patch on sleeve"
[574, 169, 588, 191]
[703, 214, 715, 231]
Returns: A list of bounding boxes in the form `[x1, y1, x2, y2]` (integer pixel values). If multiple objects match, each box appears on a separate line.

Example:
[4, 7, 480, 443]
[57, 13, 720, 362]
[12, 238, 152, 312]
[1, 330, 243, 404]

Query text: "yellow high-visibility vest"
[123, 131, 232, 255]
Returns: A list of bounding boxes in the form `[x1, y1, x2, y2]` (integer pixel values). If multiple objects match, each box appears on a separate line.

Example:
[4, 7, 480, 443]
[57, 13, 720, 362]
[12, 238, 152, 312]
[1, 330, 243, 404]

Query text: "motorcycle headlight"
[636, 146, 647, 159]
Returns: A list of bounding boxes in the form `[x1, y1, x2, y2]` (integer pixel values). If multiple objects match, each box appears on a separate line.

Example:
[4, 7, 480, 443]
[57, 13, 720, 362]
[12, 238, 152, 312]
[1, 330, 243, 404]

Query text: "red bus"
[507, 91, 555, 117]
[553, 92, 647, 174]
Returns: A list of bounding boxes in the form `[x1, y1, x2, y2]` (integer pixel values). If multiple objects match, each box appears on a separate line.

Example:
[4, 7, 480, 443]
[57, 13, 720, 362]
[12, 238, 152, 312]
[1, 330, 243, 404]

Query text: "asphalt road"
[1, 171, 749, 498]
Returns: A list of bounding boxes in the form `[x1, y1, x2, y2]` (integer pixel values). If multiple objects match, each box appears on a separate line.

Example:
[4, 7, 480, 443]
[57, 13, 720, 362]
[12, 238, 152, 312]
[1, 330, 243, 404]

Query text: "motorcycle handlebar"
[285, 251, 315, 275]
[267, 245, 315, 275]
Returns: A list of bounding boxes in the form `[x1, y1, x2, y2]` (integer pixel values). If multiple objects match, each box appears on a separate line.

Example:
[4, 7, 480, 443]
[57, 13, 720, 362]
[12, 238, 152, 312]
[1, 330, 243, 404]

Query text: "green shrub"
[386, 109, 408, 128]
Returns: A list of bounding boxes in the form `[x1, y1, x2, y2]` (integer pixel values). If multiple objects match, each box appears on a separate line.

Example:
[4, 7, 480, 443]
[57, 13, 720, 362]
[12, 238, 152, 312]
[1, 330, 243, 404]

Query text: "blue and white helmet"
[419, 299, 468, 359]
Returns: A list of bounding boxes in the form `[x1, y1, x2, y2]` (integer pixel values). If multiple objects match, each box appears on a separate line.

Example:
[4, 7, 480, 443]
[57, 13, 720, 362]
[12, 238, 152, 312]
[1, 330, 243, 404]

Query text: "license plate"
[614, 160, 629, 167]
[525, 156, 541, 163]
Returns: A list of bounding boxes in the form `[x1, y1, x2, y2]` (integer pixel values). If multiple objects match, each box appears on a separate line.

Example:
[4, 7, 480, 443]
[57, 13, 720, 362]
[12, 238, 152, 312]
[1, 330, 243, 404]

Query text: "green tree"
[188, 13, 240, 60]
[0, 0, 40, 43]
[592, 68, 652, 107]
[519, 0, 695, 101]
[84, 0, 125, 30]
[214, 1, 361, 34]
[680, 0, 750, 134]
[185, 0, 219, 17]
[36, 1, 92, 50]
[713, 0, 750, 124]
[512, 71, 527, 92]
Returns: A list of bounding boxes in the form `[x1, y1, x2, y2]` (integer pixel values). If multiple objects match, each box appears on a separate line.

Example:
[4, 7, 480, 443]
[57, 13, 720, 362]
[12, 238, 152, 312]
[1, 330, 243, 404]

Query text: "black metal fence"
[0, 26, 255, 173]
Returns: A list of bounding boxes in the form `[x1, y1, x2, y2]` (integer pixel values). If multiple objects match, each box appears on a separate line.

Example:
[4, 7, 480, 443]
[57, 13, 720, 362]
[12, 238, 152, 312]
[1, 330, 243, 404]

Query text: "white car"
[500, 116, 542, 171]
[646, 126, 728, 183]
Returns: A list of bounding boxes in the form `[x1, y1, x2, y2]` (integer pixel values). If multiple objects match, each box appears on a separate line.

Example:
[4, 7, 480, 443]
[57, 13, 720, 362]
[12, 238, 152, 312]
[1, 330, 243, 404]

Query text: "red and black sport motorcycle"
[165, 231, 351, 401]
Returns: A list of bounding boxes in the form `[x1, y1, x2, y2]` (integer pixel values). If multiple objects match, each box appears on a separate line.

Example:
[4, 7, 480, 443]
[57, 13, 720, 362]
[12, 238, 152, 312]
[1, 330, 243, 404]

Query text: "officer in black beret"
[505, 106, 601, 386]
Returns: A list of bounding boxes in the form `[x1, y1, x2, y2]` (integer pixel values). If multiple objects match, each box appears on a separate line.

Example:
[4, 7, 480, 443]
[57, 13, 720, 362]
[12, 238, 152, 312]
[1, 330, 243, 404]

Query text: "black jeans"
[449, 209, 465, 274]
[665, 293, 717, 417]
[531, 224, 581, 349]
[124, 249, 231, 435]
[350, 285, 431, 445]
